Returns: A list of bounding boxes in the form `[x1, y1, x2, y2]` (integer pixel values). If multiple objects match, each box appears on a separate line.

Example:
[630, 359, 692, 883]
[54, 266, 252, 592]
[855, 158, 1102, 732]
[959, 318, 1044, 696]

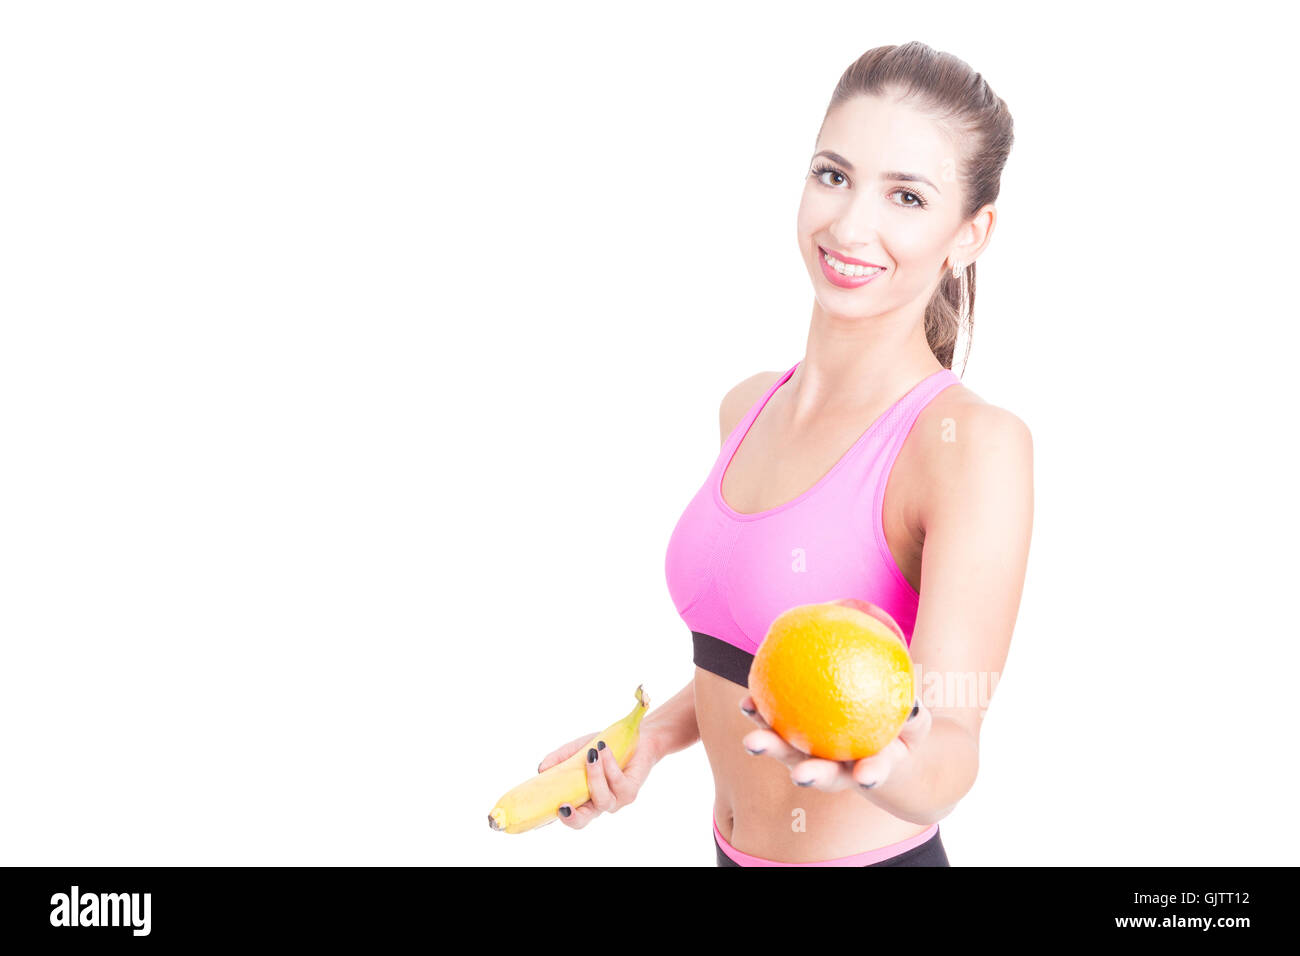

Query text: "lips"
[818, 245, 886, 289]
[819, 245, 885, 268]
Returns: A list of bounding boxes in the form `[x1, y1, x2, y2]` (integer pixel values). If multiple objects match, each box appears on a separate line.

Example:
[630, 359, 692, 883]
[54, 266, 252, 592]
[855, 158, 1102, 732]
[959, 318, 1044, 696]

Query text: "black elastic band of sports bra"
[692, 631, 753, 688]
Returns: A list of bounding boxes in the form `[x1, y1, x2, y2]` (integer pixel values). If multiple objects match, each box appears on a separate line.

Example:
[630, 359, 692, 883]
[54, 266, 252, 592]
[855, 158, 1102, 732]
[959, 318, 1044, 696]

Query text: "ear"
[950, 203, 997, 269]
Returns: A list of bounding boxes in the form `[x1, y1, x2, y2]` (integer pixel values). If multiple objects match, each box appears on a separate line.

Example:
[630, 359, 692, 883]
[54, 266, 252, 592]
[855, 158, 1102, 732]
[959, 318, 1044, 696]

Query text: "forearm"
[640, 676, 700, 764]
[861, 715, 978, 826]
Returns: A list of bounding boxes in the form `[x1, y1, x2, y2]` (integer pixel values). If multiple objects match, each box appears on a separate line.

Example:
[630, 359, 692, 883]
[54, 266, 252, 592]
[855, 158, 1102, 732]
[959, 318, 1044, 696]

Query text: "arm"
[861, 404, 1034, 826]
[641, 676, 700, 764]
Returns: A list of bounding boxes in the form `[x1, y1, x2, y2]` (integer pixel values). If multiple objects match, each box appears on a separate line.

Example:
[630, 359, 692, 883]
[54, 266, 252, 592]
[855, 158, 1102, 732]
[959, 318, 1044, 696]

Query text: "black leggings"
[715, 826, 950, 867]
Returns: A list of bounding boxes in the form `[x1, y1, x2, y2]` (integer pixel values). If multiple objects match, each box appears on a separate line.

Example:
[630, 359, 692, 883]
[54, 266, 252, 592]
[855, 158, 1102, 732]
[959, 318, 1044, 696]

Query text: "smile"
[818, 247, 886, 288]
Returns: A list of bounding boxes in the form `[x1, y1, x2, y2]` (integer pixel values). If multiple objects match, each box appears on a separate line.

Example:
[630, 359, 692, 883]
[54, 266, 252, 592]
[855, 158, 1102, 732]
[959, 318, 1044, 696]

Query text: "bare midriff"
[696, 665, 929, 862]
[699, 365, 963, 860]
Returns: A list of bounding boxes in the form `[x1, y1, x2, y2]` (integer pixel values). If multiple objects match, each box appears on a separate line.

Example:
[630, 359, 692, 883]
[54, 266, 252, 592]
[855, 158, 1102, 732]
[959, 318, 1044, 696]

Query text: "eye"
[810, 163, 930, 210]
[892, 188, 929, 209]
[810, 162, 846, 187]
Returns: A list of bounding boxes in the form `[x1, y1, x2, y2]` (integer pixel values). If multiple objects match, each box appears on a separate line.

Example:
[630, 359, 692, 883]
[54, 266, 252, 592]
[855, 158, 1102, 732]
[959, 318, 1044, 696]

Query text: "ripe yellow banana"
[488, 684, 649, 834]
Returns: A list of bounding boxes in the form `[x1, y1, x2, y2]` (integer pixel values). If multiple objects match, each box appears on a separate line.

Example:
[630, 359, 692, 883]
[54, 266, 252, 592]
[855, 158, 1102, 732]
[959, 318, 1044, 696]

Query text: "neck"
[786, 302, 944, 421]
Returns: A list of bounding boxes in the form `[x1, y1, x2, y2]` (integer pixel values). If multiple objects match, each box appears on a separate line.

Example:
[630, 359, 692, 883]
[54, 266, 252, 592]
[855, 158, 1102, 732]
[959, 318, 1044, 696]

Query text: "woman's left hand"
[739, 694, 931, 794]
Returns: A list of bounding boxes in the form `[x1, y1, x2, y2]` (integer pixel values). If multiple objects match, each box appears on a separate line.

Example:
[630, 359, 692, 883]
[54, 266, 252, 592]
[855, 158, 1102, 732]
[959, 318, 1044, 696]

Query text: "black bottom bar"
[692, 631, 754, 687]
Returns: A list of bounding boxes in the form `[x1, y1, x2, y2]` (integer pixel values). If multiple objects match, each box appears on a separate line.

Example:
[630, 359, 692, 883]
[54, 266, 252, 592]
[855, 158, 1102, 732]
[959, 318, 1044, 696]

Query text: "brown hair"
[819, 41, 1015, 374]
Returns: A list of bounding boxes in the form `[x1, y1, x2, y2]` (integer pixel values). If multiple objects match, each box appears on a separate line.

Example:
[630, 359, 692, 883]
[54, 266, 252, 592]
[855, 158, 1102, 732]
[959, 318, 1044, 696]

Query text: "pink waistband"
[713, 812, 939, 867]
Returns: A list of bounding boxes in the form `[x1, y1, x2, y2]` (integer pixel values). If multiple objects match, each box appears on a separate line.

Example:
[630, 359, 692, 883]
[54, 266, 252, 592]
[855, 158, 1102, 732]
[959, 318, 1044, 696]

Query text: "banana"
[488, 684, 649, 834]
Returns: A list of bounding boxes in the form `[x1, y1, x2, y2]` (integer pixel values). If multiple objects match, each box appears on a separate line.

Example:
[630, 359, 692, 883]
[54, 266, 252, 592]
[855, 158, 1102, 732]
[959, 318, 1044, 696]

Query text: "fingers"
[744, 728, 858, 791]
[790, 755, 852, 791]
[850, 700, 928, 791]
[537, 734, 589, 774]
[556, 800, 598, 829]
[741, 728, 805, 766]
[584, 738, 640, 814]
[577, 741, 611, 813]
[598, 742, 638, 808]
[740, 696, 819, 777]
[740, 693, 929, 793]
[556, 742, 611, 830]
[555, 737, 649, 828]
[739, 695, 770, 729]
[850, 744, 900, 790]
[740, 696, 807, 766]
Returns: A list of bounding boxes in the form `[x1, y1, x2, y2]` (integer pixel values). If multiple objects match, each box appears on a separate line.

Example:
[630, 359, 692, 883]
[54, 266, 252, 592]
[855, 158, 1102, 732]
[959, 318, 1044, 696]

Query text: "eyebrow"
[811, 150, 941, 193]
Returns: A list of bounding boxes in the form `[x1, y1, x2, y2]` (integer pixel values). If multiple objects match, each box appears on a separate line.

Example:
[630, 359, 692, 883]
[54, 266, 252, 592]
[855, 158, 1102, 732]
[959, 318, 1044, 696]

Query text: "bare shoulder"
[911, 382, 1034, 523]
[916, 381, 1032, 445]
[719, 369, 784, 445]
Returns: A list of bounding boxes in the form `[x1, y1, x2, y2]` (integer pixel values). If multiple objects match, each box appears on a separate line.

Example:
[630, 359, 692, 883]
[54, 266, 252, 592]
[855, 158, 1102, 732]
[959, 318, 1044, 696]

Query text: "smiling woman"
[537, 40, 1030, 867]
[802, 44, 1015, 375]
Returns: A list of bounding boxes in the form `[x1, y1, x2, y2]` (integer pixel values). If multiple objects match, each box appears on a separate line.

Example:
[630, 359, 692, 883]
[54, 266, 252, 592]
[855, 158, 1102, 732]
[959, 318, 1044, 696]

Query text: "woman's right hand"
[536, 730, 658, 829]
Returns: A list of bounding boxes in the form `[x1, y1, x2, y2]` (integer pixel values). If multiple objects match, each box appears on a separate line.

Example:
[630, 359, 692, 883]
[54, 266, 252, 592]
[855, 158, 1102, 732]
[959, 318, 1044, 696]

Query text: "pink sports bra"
[663, 358, 960, 686]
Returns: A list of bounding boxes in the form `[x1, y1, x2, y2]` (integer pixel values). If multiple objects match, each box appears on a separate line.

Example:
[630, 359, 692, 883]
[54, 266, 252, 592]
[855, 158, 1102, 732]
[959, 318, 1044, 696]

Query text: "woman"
[537, 41, 1032, 866]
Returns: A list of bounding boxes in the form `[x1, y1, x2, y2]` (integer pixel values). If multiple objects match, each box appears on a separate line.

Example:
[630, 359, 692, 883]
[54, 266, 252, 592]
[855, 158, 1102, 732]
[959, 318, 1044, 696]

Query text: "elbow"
[884, 718, 979, 826]
[918, 732, 978, 826]
[915, 801, 959, 827]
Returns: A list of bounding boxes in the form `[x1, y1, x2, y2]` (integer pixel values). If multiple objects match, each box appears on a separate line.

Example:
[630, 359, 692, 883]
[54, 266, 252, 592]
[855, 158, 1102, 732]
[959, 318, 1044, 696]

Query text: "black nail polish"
[908, 702, 919, 720]
[587, 748, 598, 763]
[860, 781, 877, 790]
[558, 805, 572, 817]
[744, 746, 765, 755]
[597, 740, 606, 751]
[795, 778, 814, 788]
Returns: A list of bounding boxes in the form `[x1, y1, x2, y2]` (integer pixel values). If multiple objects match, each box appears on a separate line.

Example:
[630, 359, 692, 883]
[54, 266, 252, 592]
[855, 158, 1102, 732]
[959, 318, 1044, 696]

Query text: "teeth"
[823, 251, 884, 278]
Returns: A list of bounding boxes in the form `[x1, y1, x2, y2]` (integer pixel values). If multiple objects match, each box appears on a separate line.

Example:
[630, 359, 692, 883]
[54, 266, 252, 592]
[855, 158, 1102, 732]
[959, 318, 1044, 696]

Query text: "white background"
[2, 1, 1296, 866]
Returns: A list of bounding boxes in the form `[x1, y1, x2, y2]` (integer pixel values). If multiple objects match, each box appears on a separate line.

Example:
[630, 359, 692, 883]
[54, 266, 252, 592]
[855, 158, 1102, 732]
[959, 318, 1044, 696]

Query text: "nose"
[828, 193, 881, 250]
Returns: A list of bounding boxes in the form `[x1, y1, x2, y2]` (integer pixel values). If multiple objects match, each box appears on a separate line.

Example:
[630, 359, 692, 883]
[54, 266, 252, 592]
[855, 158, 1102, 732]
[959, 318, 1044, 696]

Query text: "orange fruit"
[748, 598, 915, 761]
